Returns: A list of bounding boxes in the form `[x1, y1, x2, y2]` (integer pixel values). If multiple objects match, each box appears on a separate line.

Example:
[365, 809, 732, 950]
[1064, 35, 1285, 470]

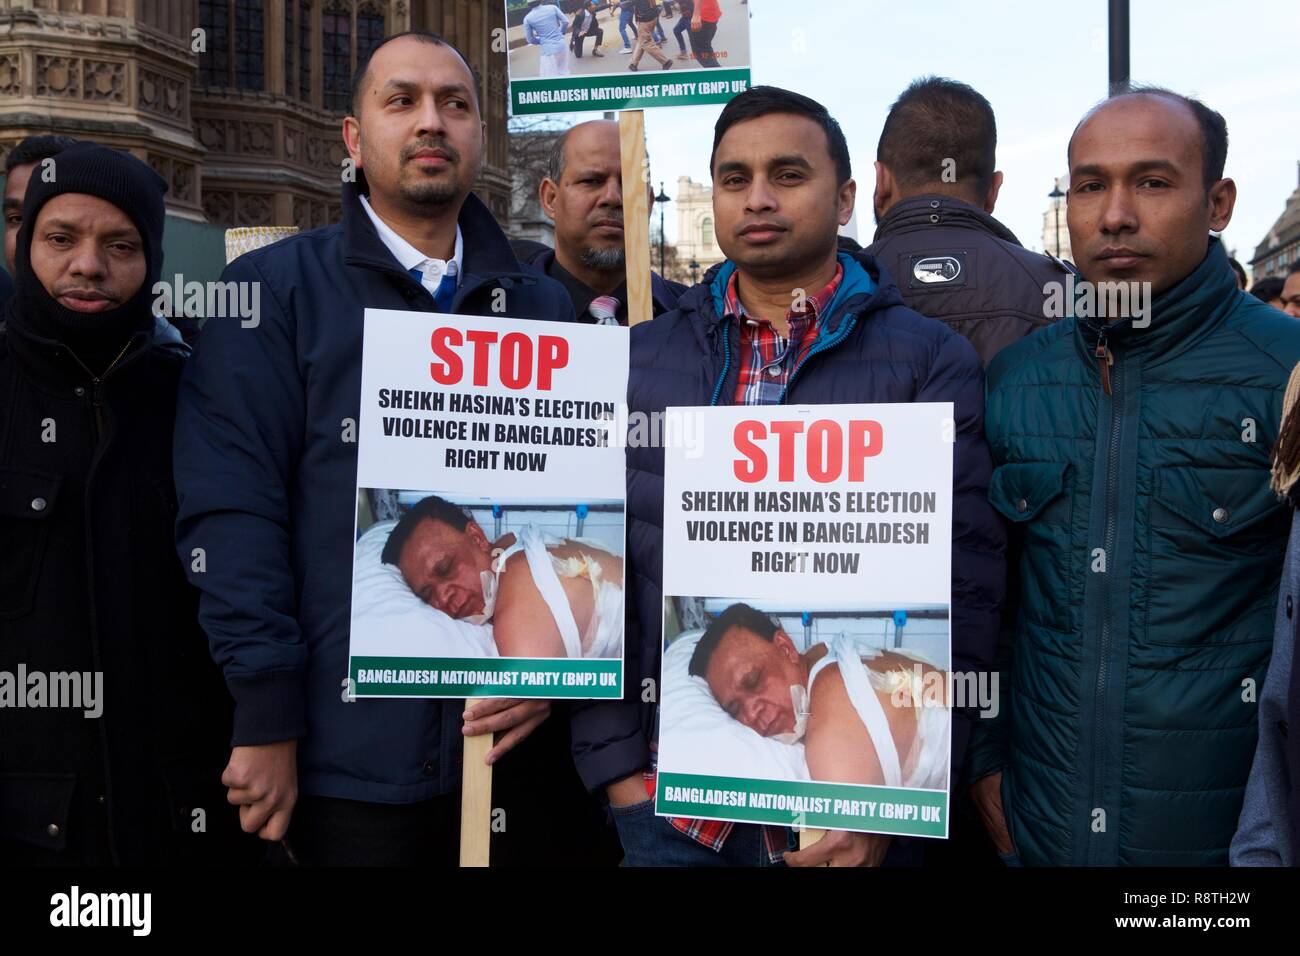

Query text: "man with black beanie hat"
[0, 143, 250, 865]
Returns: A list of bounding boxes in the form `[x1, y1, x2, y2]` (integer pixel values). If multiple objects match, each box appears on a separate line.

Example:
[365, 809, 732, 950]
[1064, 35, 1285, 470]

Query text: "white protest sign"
[348, 309, 628, 699]
[657, 402, 954, 837]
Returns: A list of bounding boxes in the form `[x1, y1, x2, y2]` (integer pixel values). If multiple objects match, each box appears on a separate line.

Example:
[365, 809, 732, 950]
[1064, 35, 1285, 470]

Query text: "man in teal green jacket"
[968, 86, 1300, 866]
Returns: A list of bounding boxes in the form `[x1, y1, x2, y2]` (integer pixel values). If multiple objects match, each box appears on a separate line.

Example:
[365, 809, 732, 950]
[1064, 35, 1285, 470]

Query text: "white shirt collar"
[359, 194, 463, 293]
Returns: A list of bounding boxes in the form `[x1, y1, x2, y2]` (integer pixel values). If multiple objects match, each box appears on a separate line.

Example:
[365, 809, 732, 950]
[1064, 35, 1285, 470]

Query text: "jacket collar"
[704, 250, 883, 334]
[341, 175, 537, 299]
[529, 245, 680, 317]
[1075, 236, 1238, 362]
[680, 249, 903, 358]
[5, 304, 156, 394]
[872, 193, 1023, 247]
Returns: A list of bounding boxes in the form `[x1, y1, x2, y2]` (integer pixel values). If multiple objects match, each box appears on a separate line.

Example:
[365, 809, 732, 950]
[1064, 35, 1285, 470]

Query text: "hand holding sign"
[463, 697, 553, 765]
[785, 830, 891, 868]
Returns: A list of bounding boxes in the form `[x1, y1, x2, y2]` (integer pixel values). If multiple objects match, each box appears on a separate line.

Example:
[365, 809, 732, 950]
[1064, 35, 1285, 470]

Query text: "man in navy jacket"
[583, 87, 1005, 866]
[173, 31, 576, 865]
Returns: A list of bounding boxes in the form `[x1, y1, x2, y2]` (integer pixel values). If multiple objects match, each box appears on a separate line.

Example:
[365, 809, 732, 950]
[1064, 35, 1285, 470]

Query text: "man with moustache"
[585, 86, 1003, 867]
[0, 144, 247, 865]
[969, 87, 1300, 866]
[173, 31, 584, 866]
[514, 120, 684, 324]
[3, 136, 206, 343]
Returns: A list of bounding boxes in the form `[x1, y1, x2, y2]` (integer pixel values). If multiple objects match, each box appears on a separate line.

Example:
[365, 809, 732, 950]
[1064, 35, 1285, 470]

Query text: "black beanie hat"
[7, 143, 168, 369]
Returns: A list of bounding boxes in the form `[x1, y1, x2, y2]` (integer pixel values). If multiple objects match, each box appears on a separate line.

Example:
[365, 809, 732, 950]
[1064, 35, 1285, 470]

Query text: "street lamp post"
[1109, 0, 1130, 96]
[1048, 182, 1065, 257]
[653, 182, 671, 277]
[689, 259, 700, 285]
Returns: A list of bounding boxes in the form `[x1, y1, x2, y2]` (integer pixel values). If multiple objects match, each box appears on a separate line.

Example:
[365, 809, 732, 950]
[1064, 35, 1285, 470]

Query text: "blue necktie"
[409, 265, 458, 314]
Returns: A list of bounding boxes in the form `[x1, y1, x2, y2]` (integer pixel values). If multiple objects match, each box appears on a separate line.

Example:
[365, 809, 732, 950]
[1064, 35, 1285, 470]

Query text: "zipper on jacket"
[708, 324, 732, 407]
[68, 339, 135, 866]
[1095, 328, 1114, 397]
[1090, 347, 1123, 866]
[777, 314, 859, 404]
[83, 375, 120, 864]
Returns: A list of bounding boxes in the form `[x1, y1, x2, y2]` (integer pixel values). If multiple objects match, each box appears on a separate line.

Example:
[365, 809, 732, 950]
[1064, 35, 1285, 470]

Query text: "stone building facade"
[674, 174, 723, 274]
[0, 0, 511, 234]
[1250, 161, 1300, 280]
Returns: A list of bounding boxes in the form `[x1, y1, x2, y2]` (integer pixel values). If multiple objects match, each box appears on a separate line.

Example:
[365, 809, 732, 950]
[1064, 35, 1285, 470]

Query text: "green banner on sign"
[511, 68, 751, 116]
[656, 771, 948, 838]
[350, 656, 622, 699]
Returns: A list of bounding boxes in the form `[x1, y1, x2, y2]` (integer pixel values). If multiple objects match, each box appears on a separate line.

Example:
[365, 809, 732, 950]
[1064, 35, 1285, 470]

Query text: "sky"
[523, 0, 1300, 273]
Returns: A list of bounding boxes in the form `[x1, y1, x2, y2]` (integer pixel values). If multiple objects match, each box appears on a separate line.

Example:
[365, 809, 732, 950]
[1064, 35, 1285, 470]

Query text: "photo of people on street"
[506, 1, 749, 80]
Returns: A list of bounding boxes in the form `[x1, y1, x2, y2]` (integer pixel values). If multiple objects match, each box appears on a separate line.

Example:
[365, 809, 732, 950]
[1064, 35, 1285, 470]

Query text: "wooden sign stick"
[619, 109, 654, 327]
[459, 731, 492, 866]
[800, 827, 827, 852]
[458, 107, 647, 871]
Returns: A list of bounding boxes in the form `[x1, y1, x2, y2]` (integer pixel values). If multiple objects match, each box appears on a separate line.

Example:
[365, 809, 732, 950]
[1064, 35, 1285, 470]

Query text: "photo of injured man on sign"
[656, 403, 954, 838]
[348, 309, 627, 699]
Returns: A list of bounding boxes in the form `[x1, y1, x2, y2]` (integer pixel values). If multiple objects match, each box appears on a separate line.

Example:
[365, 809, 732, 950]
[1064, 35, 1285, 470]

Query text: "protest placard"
[656, 403, 955, 838]
[504, 1, 752, 116]
[347, 308, 628, 700]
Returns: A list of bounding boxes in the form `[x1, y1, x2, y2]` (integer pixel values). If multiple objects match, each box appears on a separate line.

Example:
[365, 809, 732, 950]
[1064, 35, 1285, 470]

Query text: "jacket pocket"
[1145, 466, 1288, 645]
[1151, 466, 1282, 538]
[0, 466, 60, 620]
[989, 461, 1073, 634]
[989, 461, 1072, 526]
[0, 771, 77, 851]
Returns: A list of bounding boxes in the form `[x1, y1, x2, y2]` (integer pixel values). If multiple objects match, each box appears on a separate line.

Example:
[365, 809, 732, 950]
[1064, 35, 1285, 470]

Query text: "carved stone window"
[301, 1, 314, 103]
[322, 1, 351, 112]
[199, 0, 266, 91]
[284, 1, 295, 96]
[357, 2, 386, 67]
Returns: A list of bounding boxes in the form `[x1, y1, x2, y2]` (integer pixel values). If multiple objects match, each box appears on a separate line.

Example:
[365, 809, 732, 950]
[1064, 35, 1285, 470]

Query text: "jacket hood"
[873, 194, 1023, 248]
[681, 248, 903, 340]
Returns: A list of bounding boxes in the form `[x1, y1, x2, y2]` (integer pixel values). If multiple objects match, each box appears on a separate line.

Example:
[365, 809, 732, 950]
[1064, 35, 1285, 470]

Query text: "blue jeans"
[619, 7, 636, 47]
[673, 15, 691, 51]
[611, 799, 794, 867]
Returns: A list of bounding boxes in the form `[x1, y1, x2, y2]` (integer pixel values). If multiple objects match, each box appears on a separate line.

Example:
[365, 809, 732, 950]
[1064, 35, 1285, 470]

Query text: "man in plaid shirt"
[569, 87, 1004, 866]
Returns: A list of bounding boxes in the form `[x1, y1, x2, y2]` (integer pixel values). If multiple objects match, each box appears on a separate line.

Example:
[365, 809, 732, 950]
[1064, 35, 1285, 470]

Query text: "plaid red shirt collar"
[728, 262, 844, 407]
[721, 261, 844, 328]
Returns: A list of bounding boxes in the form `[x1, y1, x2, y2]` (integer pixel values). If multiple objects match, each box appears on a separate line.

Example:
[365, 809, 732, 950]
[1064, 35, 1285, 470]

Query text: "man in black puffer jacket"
[867, 77, 1069, 367]
[0, 143, 249, 865]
